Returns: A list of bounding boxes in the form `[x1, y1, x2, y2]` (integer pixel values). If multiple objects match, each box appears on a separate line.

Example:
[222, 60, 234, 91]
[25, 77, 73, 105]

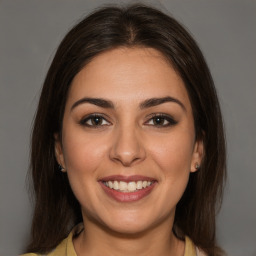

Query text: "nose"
[109, 125, 146, 167]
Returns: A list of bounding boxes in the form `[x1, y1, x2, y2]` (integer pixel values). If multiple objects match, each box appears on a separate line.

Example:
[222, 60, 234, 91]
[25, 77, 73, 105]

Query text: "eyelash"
[145, 113, 177, 127]
[79, 113, 177, 128]
[79, 114, 111, 128]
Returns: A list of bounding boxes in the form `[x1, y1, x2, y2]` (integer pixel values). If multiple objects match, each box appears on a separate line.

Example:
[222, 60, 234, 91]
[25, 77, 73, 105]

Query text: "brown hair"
[26, 4, 226, 255]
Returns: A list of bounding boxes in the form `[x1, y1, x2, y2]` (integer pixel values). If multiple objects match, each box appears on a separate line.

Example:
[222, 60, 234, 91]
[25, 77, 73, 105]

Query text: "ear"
[190, 138, 204, 173]
[54, 133, 66, 172]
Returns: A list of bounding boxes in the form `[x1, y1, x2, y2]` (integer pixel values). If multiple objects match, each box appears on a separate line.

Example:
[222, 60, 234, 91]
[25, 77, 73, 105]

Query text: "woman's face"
[55, 47, 203, 234]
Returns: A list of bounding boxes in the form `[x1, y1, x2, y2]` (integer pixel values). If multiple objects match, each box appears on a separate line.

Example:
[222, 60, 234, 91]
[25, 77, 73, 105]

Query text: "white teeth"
[127, 182, 137, 192]
[113, 181, 119, 190]
[108, 181, 113, 189]
[142, 181, 148, 188]
[136, 181, 143, 190]
[119, 181, 127, 191]
[104, 180, 153, 192]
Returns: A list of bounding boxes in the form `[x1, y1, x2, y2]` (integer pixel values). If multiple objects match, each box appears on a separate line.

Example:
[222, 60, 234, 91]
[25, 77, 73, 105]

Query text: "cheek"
[62, 128, 108, 173]
[148, 132, 195, 177]
[61, 128, 109, 212]
[60, 126, 109, 201]
[147, 129, 195, 198]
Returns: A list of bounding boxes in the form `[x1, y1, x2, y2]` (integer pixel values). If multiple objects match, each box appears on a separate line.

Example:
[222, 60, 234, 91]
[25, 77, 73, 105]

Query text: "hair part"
[26, 4, 226, 256]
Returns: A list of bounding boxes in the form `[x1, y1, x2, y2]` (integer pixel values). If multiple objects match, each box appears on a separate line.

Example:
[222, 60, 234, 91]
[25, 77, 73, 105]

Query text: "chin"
[95, 209, 170, 237]
[103, 220, 154, 237]
[84, 207, 155, 236]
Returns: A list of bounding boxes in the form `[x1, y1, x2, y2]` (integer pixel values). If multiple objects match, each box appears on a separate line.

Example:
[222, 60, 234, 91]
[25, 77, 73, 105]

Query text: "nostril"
[111, 154, 144, 166]
[109, 129, 147, 166]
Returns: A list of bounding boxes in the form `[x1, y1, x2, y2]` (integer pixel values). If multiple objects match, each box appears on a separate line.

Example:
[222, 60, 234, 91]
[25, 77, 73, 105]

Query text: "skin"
[55, 47, 203, 256]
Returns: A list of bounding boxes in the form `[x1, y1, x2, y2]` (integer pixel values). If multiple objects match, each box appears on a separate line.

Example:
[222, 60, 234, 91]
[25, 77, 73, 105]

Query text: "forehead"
[67, 47, 191, 110]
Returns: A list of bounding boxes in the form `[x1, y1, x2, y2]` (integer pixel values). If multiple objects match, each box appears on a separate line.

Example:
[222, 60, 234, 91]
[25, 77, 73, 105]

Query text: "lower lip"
[99, 182, 156, 202]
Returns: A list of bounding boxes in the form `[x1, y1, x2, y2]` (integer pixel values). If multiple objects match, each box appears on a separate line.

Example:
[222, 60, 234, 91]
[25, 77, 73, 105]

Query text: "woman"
[21, 4, 226, 256]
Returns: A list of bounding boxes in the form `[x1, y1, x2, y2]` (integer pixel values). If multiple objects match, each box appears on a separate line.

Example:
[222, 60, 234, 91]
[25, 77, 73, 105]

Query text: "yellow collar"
[48, 224, 198, 256]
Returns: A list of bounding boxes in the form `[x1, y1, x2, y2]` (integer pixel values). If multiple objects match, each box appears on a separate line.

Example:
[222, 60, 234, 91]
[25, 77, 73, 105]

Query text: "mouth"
[99, 175, 157, 202]
[103, 180, 154, 192]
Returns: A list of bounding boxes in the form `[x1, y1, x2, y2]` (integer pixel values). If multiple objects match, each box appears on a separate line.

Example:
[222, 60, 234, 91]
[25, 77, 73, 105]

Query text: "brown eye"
[80, 114, 110, 127]
[152, 116, 166, 125]
[146, 114, 177, 127]
[90, 116, 103, 126]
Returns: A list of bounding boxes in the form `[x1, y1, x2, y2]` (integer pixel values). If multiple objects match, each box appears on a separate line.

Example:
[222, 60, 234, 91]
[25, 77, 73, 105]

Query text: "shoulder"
[20, 254, 39, 256]
[196, 247, 208, 256]
[20, 223, 83, 256]
[185, 236, 208, 256]
[20, 237, 69, 256]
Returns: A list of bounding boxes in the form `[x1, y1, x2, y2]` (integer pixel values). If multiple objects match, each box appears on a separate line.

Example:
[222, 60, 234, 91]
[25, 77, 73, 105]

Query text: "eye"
[80, 114, 111, 127]
[145, 114, 177, 127]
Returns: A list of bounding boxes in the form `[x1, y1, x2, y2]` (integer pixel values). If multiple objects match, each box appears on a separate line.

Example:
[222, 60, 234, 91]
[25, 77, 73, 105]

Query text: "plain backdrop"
[0, 0, 255, 255]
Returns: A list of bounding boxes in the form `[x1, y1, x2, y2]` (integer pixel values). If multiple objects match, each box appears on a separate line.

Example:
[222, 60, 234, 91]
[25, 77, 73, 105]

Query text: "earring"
[58, 164, 65, 172]
[195, 163, 200, 170]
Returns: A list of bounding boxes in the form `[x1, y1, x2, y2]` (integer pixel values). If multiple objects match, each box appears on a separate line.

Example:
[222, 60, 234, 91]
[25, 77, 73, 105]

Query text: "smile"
[99, 175, 157, 202]
[103, 180, 154, 192]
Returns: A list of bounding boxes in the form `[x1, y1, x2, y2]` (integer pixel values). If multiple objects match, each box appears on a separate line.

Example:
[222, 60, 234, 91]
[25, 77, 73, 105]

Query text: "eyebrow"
[139, 96, 186, 111]
[71, 98, 114, 111]
[71, 96, 186, 111]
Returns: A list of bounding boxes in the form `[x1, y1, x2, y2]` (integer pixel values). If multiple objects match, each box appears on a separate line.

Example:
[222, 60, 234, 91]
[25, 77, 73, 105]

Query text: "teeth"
[108, 181, 113, 189]
[142, 181, 148, 188]
[137, 181, 142, 189]
[127, 182, 136, 192]
[104, 180, 153, 192]
[113, 181, 119, 190]
[119, 181, 127, 191]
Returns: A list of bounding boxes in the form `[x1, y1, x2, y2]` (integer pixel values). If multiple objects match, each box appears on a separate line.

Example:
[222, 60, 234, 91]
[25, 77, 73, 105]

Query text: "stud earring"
[58, 164, 65, 172]
[195, 163, 200, 170]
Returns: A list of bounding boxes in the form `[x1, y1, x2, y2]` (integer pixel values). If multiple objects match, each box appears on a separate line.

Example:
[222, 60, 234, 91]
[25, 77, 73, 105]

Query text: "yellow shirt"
[21, 224, 198, 256]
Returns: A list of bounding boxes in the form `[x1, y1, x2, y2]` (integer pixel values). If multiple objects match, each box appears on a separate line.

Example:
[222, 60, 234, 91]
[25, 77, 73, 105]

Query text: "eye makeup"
[78, 112, 178, 129]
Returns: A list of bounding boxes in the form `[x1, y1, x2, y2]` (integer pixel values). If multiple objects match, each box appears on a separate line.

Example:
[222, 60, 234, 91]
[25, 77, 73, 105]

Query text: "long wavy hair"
[26, 4, 226, 256]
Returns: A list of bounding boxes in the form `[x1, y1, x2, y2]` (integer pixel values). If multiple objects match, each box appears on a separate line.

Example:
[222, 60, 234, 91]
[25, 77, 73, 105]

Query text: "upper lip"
[99, 175, 156, 182]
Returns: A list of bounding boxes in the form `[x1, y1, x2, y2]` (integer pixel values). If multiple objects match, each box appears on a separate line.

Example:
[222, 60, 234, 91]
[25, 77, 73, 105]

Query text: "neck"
[74, 215, 185, 256]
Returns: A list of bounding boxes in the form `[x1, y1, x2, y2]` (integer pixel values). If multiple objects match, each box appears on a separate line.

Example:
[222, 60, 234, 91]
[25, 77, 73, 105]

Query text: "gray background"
[0, 0, 255, 255]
